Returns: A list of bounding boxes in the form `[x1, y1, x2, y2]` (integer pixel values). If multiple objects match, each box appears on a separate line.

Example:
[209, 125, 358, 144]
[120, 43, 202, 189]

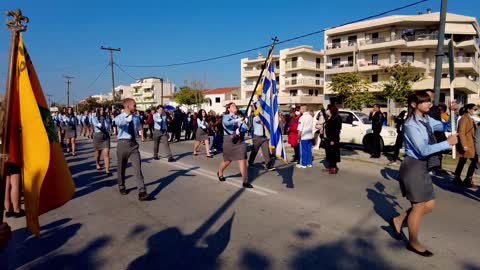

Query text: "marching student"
[217, 102, 253, 188]
[114, 98, 149, 201]
[64, 107, 78, 156]
[193, 109, 213, 158]
[248, 115, 275, 171]
[389, 91, 457, 257]
[92, 107, 112, 175]
[152, 105, 175, 162]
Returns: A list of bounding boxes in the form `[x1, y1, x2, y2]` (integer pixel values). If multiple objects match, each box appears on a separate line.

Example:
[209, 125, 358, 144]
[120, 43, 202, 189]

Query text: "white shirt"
[297, 113, 314, 140]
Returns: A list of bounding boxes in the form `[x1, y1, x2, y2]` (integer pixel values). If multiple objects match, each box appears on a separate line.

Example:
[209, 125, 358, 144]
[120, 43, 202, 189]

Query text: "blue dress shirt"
[222, 113, 247, 136]
[404, 114, 451, 160]
[115, 112, 140, 140]
[153, 113, 168, 131]
[92, 116, 111, 133]
[252, 116, 266, 137]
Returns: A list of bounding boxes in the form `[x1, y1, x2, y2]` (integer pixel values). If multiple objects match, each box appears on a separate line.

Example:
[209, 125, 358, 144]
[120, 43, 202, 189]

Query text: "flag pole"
[0, 9, 28, 223]
[244, 37, 278, 116]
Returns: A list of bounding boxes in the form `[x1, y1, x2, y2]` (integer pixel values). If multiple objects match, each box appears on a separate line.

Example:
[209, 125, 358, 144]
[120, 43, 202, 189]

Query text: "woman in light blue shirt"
[92, 107, 111, 175]
[217, 102, 252, 188]
[389, 91, 457, 257]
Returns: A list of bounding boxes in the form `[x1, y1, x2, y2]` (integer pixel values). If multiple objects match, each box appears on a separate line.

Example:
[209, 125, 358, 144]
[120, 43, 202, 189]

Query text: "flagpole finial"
[6, 9, 29, 32]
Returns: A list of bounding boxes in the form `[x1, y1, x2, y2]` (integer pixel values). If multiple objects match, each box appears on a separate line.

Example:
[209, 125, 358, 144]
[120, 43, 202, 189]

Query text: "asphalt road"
[2, 136, 479, 270]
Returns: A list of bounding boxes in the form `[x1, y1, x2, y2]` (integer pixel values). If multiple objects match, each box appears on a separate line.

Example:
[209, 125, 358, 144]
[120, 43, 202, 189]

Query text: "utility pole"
[46, 94, 53, 107]
[160, 78, 164, 105]
[101, 46, 121, 101]
[433, 0, 448, 105]
[63, 75, 74, 107]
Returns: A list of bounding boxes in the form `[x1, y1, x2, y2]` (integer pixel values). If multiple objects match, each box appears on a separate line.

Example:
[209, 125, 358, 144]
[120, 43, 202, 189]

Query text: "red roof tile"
[203, 87, 239, 95]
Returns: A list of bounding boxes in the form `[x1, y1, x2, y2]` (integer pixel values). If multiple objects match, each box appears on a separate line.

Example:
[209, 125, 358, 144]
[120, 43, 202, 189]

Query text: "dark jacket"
[427, 105, 447, 142]
[394, 110, 407, 133]
[325, 114, 342, 142]
[369, 111, 384, 133]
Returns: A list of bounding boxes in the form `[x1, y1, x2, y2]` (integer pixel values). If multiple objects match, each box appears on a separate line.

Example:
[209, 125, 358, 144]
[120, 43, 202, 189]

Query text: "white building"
[116, 77, 177, 111]
[91, 93, 113, 103]
[240, 45, 325, 110]
[202, 87, 240, 114]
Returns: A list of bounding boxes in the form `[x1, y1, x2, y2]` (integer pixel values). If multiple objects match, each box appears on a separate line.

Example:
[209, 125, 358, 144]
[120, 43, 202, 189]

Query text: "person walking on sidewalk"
[152, 105, 175, 162]
[369, 104, 384, 158]
[323, 105, 342, 174]
[389, 91, 457, 257]
[92, 107, 112, 175]
[248, 115, 275, 171]
[296, 105, 314, 168]
[193, 109, 213, 158]
[453, 103, 477, 188]
[391, 110, 407, 163]
[114, 98, 149, 201]
[288, 109, 301, 163]
[217, 102, 253, 188]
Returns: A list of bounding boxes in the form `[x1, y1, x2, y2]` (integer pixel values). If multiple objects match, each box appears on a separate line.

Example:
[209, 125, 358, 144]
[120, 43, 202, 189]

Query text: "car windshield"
[355, 112, 372, 124]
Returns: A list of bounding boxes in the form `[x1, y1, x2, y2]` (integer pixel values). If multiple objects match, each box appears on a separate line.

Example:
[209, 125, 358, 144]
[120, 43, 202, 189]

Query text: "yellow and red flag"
[12, 34, 75, 235]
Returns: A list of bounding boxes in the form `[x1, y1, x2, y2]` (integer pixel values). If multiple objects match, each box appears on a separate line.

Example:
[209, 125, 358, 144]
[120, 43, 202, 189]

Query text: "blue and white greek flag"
[253, 59, 288, 163]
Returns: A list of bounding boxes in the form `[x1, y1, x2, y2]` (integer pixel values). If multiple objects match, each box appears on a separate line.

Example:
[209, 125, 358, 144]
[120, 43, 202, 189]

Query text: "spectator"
[297, 105, 314, 168]
[369, 104, 384, 158]
[324, 105, 342, 174]
[288, 108, 301, 163]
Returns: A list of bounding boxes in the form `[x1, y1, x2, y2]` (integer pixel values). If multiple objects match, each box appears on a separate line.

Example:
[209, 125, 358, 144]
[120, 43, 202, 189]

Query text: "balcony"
[358, 37, 406, 51]
[324, 63, 357, 75]
[243, 69, 262, 78]
[357, 61, 387, 72]
[456, 39, 480, 52]
[132, 90, 143, 96]
[277, 95, 324, 105]
[412, 77, 479, 94]
[285, 60, 323, 71]
[284, 77, 324, 88]
[325, 43, 357, 55]
[406, 34, 447, 48]
[242, 84, 256, 92]
[439, 57, 480, 74]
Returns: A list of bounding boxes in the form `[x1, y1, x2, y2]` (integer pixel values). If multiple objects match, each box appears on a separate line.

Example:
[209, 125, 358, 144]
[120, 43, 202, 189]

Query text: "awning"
[445, 23, 477, 35]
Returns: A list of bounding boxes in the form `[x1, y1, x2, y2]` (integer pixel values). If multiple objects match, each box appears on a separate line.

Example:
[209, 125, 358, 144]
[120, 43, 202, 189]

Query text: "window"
[276, 76, 280, 83]
[315, 90, 319, 96]
[275, 61, 280, 69]
[244, 67, 253, 71]
[291, 73, 297, 85]
[332, 58, 341, 67]
[290, 90, 298, 96]
[347, 56, 354, 66]
[401, 52, 415, 63]
[372, 74, 378, 82]
[315, 74, 321, 85]
[291, 57, 298, 68]
[332, 38, 341, 48]
[215, 97, 221, 103]
[348, 35, 357, 46]
[309, 89, 314, 96]
[339, 112, 354, 124]
[316, 58, 321, 68]
[372, 32, 379, 39]
[371, 54, 378, 65]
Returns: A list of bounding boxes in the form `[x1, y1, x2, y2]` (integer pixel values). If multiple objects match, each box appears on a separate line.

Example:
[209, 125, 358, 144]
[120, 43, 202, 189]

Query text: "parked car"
[313, 109, 398, 152]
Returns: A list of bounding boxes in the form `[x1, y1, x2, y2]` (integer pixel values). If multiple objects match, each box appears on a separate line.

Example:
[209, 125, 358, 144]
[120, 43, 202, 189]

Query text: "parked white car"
[313, 109, 398, 151]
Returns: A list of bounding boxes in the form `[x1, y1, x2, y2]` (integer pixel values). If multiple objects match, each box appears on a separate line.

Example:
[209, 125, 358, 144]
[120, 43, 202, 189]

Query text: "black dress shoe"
[388, 218, 402, 240]
[406, 244, 434, 257]
[217, 172, 226, 182]
[138, 192, 149, 201]
[119, 188, 128, 195]
[266, 166, 276, 171]
[106, 172, 113, 177]
[206, 155, 214, 158]
[153, 156, 160, 160]
[13, 209, 25, 218]
[168, 157, 176, 162]
[5, 211, 14, 218]
[242, 182, 253, 188]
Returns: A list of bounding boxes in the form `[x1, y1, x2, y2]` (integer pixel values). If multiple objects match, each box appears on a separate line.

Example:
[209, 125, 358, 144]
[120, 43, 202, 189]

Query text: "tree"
[382, 63, 423, 106]
[76, 96, 101, 113]
[330, 72, 375, 110]
[174, 86, 206, 106]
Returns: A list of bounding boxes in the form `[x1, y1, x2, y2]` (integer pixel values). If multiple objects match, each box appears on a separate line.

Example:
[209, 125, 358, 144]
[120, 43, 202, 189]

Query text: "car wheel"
[362, 134, 373, 153]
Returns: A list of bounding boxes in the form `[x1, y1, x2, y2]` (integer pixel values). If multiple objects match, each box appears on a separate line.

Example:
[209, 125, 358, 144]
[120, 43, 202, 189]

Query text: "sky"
[0, 0, 479, 105]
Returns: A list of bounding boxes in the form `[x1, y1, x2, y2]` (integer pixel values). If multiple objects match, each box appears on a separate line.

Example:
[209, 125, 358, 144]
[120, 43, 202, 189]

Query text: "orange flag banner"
[15, 34, 75, 235]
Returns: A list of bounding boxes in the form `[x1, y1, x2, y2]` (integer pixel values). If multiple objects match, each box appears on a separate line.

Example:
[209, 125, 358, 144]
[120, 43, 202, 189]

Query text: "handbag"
[320, 137, 329, 149]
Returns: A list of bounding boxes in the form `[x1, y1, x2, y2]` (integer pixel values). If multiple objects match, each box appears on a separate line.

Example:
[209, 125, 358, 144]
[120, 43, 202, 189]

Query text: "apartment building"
[116, 77, 177, 111]
[324, 11, 480, 106]
[240, 45, 325, 109]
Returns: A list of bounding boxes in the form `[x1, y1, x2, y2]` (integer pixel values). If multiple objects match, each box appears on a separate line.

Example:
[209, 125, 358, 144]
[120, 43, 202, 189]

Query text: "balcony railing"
[404, 33, 438, 42]
[285, 60, 323, 70]
[284, 77, 324, 86]
[326, 63, 355, 69]
[361, 36, 403, 45]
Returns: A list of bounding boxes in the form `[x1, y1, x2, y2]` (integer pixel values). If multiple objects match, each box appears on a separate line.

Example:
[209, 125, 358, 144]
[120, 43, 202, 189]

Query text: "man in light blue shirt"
[152, 105, 175, 162]
[114, 98, 148, 201]
[248, 115, 275, 171]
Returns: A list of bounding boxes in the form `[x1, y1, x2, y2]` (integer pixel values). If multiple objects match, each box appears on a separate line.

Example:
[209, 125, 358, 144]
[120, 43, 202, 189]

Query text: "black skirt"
[399, 156, 435, 203]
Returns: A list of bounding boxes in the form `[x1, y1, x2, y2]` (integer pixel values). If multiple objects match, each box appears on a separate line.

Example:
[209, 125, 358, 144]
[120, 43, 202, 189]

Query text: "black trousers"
[372, 132, 382, 157]
[392, 131, 403, 161]
[185, 128, 192, 140]
[293, 145, 300, 161]
[454, 156, 477, 178]
[325, 141, 340, 168]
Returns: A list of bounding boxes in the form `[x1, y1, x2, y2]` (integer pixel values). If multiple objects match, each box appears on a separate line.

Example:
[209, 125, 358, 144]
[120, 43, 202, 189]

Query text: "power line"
[114, 63, 138, 81]
[119, 0, 429, 68]
[84, 63, 110, 92]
